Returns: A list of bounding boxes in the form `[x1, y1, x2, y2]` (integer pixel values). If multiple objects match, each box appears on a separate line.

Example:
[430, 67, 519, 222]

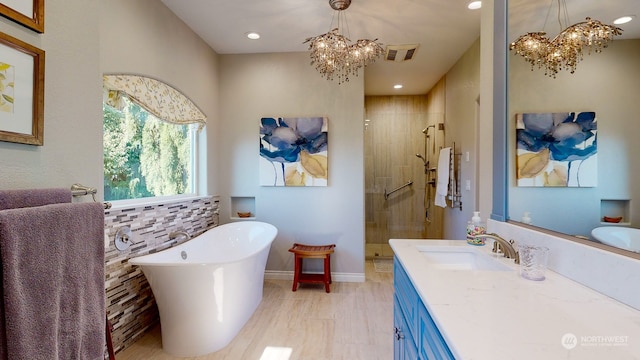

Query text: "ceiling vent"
[385, 44, 419, 62]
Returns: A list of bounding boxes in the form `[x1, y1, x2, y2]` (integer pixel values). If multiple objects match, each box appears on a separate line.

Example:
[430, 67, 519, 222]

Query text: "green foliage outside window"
[103, 97, 192, 201]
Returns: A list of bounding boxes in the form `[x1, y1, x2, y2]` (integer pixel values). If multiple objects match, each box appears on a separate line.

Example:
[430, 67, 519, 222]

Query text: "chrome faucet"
[169, 231, 191, 241]
[474, 233, 520, 264]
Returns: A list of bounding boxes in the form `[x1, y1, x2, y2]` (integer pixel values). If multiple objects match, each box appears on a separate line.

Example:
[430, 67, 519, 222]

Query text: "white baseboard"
[265, 270, 365, 283]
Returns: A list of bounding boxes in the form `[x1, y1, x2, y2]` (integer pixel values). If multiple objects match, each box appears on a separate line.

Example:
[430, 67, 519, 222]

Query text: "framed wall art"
[0, 0, 44, 33]
[515, 111, 597, 187]
[0, 31, 45, 145]
[259, 116, 328, 186]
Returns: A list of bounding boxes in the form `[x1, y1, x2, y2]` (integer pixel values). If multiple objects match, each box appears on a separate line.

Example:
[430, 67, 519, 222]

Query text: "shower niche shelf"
[599, 199, 630, 225]
[231, 196, 256, 220]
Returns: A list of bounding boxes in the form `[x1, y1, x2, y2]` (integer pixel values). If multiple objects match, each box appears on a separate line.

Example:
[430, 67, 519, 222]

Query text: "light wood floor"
[117, 259, 394, 360]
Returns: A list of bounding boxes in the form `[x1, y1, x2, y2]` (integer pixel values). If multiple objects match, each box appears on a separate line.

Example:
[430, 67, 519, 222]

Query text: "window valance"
[103, 74, 206, 130]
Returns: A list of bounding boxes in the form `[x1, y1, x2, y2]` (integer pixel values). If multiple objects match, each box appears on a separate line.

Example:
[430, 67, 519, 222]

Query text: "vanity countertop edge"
[389, 238, 640, 360]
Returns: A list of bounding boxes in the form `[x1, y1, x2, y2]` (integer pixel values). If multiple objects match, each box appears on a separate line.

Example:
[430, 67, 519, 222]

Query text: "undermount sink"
[417, 245, 513, 271]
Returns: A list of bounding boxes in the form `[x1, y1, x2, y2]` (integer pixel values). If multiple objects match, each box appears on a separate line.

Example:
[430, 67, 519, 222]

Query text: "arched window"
[102, 75, 206, 202]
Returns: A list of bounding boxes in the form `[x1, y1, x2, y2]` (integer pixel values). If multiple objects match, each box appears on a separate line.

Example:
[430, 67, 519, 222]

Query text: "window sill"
[107, 194, 210, 211]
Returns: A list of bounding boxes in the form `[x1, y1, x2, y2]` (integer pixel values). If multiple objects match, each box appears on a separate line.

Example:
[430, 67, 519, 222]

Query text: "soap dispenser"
[522, 212, 532, 225]
[471, 211, 481, 225]
[466, 211, 487, 245]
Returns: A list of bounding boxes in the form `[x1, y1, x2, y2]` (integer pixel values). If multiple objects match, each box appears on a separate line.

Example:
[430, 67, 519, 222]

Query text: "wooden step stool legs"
[292, 255, 303, 292]
[289, 243, 335, 293]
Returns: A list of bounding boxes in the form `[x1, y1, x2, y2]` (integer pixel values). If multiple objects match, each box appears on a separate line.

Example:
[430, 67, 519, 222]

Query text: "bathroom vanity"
[390, 239, 640, 359]
[394, 255, 454, 359]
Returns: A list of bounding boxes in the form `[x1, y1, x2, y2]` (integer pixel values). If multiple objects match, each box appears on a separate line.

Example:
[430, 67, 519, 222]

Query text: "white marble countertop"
[389, 239, 640, 360]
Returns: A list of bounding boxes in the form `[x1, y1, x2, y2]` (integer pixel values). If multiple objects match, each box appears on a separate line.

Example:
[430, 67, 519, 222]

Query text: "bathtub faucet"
[169, 231, 191, 241]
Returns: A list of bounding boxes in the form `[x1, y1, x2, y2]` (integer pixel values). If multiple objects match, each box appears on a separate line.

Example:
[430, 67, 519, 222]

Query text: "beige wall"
[100, 4, 366, 276]
[100, 0, 220, 196]
[218, 52, 366, 276]
[435, 38, 482, 239]
[0, 0, 484, 275]
[0, 0, 220, 197]
[0, 0, 366, 276]
[0, 0, 102, 192]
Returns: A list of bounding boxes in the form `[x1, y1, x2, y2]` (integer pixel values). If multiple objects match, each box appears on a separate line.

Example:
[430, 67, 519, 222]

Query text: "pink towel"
[0, 188, 71, 210]
[0, 202, 105, 360]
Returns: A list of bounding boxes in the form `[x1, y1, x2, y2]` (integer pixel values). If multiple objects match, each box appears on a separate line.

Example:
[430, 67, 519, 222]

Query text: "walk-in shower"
[364, 96, 443, 258]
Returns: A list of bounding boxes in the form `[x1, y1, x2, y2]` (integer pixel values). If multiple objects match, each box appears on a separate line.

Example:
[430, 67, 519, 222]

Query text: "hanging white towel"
[435, 147, 451, 208]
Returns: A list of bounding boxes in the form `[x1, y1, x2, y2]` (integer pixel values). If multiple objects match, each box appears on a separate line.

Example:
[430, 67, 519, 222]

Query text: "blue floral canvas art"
[259, 117, 328, 186]
[516, 112, 597, 187]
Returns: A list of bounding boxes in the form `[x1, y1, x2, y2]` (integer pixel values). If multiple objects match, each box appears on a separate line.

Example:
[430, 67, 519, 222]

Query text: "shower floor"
[365, 243, 394, 259]
[372, 258, 394, 273]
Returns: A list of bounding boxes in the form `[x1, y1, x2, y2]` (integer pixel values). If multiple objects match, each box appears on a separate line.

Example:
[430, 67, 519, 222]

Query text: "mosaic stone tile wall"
[103, 196, 219, 355]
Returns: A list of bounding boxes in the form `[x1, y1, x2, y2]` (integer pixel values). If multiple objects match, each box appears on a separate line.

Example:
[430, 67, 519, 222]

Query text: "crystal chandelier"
[509, 0, 622, 78]
[304, 0, 384, 84]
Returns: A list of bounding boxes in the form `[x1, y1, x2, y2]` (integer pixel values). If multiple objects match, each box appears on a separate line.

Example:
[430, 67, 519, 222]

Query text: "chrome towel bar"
[71, 184, 112, 209]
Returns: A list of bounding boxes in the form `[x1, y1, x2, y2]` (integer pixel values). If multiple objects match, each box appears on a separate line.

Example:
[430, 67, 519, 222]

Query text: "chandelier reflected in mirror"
[304, 0, 384, 84]
[509, 0, 622, 78]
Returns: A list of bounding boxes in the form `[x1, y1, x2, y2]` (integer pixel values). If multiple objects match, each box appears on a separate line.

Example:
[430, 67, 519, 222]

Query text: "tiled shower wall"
[103, 196, 219, 355]
[364, 95, 445, 258]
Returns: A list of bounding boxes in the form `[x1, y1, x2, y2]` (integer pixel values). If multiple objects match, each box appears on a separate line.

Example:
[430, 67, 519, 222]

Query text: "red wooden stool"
[289, 243, 335, 293]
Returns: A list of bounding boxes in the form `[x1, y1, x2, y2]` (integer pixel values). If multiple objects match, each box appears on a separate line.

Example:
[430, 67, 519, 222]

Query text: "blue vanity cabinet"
[417, 301, 455, 359]
[394, 257, 455, 360]
[394, 295, 419, 359]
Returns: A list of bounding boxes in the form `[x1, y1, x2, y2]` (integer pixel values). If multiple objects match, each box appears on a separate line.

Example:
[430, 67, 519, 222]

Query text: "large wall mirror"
[502, 0, 640, 256]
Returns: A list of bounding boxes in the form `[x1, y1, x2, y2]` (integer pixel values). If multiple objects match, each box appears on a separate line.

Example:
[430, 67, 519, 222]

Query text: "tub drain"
[181, 251, 187, 260]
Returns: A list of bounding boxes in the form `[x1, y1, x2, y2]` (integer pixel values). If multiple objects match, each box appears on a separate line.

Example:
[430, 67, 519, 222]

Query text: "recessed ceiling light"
[613, 15, 635, 25]
[393, 84, 403, 89]
[246, 32, 260, 40]
[467, 1, 482, 10]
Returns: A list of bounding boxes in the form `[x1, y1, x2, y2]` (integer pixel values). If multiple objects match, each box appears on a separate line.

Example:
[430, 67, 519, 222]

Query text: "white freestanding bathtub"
[591, 226, 640, 253]
[128, 221, 278, 357]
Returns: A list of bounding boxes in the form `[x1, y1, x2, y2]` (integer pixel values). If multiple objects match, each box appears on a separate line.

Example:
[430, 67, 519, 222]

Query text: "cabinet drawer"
[394, 258, 419, 338]
[418, 301, 454, 360]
